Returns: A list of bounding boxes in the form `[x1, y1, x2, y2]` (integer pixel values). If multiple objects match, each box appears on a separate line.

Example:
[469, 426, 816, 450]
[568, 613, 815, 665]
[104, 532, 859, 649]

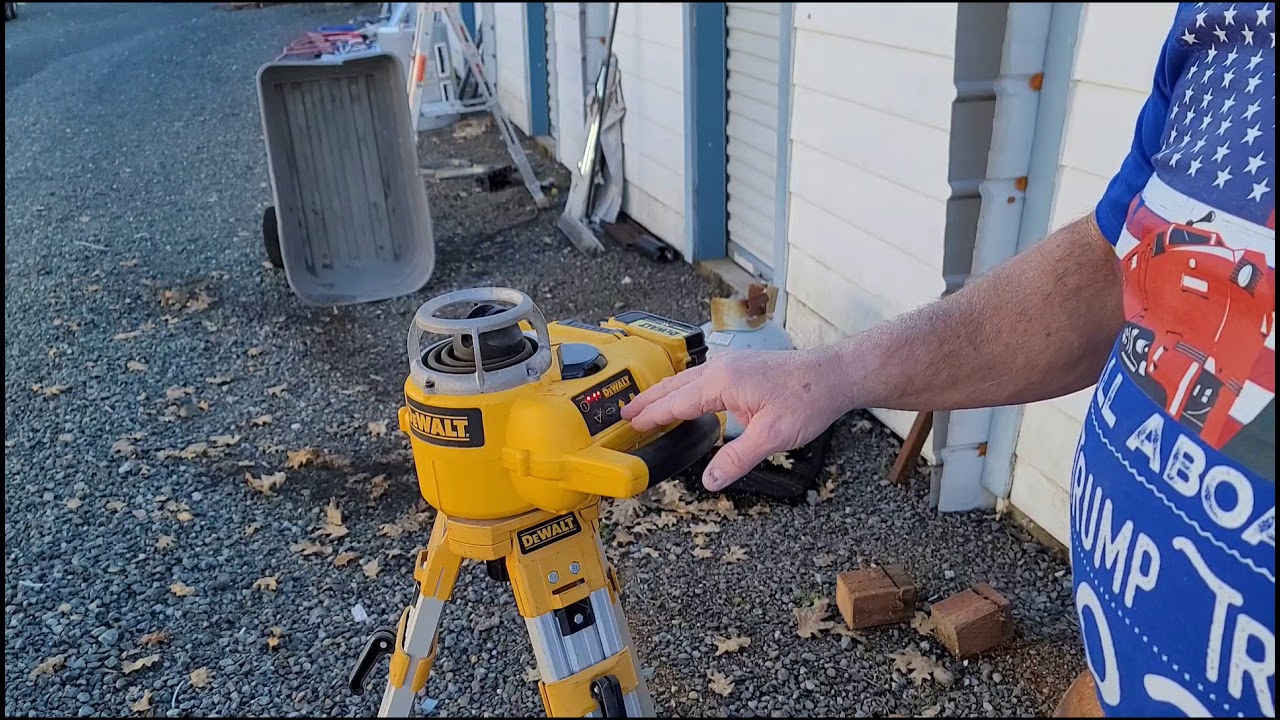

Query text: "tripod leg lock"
[388, 605, 440, 694]
[538, 647, 640, 717]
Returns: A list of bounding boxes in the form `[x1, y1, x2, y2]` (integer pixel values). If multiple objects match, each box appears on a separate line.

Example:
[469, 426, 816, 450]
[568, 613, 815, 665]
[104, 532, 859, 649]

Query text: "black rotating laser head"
[423, 303, 538, 375]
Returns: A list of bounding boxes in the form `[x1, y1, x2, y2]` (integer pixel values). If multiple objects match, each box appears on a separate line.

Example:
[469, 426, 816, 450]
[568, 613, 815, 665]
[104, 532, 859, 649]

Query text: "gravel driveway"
[5, 3, 1084, 718]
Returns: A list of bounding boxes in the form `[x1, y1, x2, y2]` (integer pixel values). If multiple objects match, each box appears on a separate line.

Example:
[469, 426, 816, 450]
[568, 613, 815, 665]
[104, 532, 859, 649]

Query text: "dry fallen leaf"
[104, 500, 126, 513]
[110, 438, 140, 457]
[243, 522, 262, 537]
[33, 384, 71, 397]
[170, 582, 196, 597]
[376, 523, 404, 538]
[794, 597, 836, 639]
[747, 504, 770, 517]
[175, 511, 194, 524]
[367, 420, 388, 437]
[189, 667, 210, 688]
[830, 625, 867, 642]
[889, 648, 954, 686]
[691, 547, 714, 559]
[246, 346, 264, 357]
[122, 654, 161, 674]
[210, 434, 241, 447]
[911, 611, 937, 637]
[129, 688, 153, 712]
[138, 630, 172, 647]
[314, 523, 348, 540]
[688, 522, 722, 535]
[113, 330, 142, 341]
[362, 559, 381, 578]
[156, 535, 176, 551]
[611, 530, 635, 548]
[246, 471, 286, 496]
[266, 383, 288, 398]
[334, 551, 359, 568]
[813, 553, 837, 568]
[252, 576, 278, 592]
[707, 669, 735, 697]
[127, 360, 148, 373]
[640, 547, 660, 559]
[205, 374, 232, 386]
[712, 635, 751, 655]
[65, 497, 83, 510]
[325, 498, 343, 526]
[523, 667, 541, 683]
[691, 534, 709, 547]
[653, 512, 679, 529]
[767, 452, 794, 469]
[249, 414, 273, 427]
[267, 626, 286, 650]
[604, 496, 647, 526]
[817, 478, 838, 503]
[290, 540, 331, 557]
[286, 447, 317, 469]
[29, 654, 65, 680]
[369, 474, 389, 500]
[721, 546, 749, 564]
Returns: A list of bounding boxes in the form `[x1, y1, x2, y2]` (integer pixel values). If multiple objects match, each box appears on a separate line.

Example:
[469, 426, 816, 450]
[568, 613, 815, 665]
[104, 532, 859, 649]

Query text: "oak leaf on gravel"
[794, 597, 836, 638]
[129, 688, 152, 712]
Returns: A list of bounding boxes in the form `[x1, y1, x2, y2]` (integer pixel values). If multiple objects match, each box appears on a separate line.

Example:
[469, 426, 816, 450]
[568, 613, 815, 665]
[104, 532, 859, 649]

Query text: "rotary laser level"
[348, 287, 723, 717]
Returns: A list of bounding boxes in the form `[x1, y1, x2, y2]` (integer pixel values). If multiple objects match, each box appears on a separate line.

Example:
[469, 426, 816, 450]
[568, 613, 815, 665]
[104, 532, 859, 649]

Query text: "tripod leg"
[507, 506, 654, 717]
[379, 514, 463, 718]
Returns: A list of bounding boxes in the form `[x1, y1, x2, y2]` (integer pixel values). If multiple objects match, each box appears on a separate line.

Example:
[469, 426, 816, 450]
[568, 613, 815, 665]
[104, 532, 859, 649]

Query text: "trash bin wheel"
[263, 206, 284, 269]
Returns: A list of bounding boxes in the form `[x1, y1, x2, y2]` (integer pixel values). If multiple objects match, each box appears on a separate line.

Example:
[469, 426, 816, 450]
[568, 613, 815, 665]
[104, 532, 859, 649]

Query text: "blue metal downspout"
[683, 2, 728, 262]
[460, 2, 477, 39]
[525, 2, 550, 136]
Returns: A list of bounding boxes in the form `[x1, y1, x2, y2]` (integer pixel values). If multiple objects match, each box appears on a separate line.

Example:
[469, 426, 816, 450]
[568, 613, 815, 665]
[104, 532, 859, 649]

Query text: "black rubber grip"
[627, 414, 721, 488]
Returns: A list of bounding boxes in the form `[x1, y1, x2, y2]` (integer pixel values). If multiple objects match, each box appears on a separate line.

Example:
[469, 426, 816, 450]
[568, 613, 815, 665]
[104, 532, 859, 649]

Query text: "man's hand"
[622, 348, 851, 491]
[623, 214, 1123, 494]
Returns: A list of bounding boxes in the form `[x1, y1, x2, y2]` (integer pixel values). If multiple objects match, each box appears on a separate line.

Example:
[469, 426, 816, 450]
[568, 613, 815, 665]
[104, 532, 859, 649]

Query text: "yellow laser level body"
[399, 290, 718, 520]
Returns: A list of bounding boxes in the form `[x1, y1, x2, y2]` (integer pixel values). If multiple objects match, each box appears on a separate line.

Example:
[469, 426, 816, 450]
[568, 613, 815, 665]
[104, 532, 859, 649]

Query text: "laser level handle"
[626, 414, 723, 488]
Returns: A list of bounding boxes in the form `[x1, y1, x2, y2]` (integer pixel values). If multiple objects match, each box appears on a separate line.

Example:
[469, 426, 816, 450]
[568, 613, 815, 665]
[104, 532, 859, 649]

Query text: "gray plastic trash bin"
[257, 51, 435, 306]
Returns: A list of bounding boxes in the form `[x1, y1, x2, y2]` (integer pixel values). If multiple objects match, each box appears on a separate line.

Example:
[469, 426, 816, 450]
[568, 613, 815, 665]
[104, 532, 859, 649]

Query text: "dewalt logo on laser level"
[601, 374, 633, 399]
[517, 513, 582, 554]
[405, 398, 484, 448]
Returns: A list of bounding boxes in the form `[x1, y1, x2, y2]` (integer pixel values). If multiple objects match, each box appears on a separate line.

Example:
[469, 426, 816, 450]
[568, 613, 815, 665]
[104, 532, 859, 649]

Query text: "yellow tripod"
[348, 288, 721, 717]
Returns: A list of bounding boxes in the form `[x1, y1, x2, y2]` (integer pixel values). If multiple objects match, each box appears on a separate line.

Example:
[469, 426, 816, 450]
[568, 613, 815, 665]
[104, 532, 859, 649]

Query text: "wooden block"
[890, 411, 933, 484]
[835, 564, 917, 630]
[930, 583, 1013, 657]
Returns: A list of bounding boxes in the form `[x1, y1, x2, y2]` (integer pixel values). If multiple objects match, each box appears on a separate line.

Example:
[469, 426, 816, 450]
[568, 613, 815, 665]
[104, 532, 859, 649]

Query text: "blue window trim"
[459, 2, 477, 39]
[525, 2, 550, 137]
[683, 2, 728, 262]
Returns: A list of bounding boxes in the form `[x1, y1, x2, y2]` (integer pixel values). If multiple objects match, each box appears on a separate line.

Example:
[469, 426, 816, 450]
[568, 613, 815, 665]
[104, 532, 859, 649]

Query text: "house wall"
[1007, 2, 1178, 545]
[782, 3, 959, 452]
[493, 3, 531, 135]
[610, 2, 688, 254]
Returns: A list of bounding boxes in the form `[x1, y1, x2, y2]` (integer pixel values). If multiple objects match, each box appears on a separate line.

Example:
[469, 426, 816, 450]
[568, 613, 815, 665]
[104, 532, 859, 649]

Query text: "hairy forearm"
[828, 215, 1125, 412]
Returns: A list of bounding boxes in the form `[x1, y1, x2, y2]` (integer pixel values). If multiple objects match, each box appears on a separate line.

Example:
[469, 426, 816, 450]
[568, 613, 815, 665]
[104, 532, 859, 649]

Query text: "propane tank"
[698, 284, 793, 439]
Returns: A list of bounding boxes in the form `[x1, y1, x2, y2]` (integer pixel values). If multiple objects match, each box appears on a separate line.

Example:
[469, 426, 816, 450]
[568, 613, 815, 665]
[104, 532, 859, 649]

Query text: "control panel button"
[572, 370, 638, 436]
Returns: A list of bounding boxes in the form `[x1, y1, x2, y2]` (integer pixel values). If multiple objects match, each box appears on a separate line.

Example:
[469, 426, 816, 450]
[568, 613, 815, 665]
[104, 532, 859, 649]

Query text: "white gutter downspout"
[936, 3, 1053, 512]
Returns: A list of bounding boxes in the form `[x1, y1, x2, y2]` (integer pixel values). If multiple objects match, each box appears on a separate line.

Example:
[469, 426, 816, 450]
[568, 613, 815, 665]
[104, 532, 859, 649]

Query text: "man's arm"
[834, 213, 1123, 412]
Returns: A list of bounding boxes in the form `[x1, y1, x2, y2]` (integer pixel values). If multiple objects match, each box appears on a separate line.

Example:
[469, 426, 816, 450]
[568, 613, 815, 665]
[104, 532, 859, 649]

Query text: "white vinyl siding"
[726, 2, 782, 274]
[782, 2, 957, 449]
[493, 3, 530, 135]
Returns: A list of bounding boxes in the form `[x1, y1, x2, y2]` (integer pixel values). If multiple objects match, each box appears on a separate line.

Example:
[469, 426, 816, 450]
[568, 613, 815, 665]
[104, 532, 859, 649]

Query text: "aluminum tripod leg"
[379, 515, 463, 718]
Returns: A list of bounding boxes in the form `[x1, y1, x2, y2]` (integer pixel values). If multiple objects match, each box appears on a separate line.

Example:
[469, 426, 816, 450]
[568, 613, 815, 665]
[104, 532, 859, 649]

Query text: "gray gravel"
[5, 3, 1083, 718]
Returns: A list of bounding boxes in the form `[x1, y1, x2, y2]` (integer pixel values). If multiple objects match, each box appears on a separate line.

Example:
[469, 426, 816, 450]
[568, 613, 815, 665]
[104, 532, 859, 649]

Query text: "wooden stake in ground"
[930, 582, 1014, 657]
[890, 411, 933, 484]
[835, 564, 917, 629]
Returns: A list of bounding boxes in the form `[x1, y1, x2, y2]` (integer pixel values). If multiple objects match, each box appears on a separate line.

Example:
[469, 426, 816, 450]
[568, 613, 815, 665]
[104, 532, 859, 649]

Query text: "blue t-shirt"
[1078, 2, 1274, 717]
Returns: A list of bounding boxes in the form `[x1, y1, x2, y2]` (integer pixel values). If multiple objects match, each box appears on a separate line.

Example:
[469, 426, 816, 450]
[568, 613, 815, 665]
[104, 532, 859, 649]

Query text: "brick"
[835, 564, 917, 630]
[930, 583, 1013, 657]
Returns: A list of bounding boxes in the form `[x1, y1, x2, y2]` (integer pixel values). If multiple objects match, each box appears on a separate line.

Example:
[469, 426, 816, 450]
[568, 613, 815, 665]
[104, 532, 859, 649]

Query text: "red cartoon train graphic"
[1116, 199, 1276, 452]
